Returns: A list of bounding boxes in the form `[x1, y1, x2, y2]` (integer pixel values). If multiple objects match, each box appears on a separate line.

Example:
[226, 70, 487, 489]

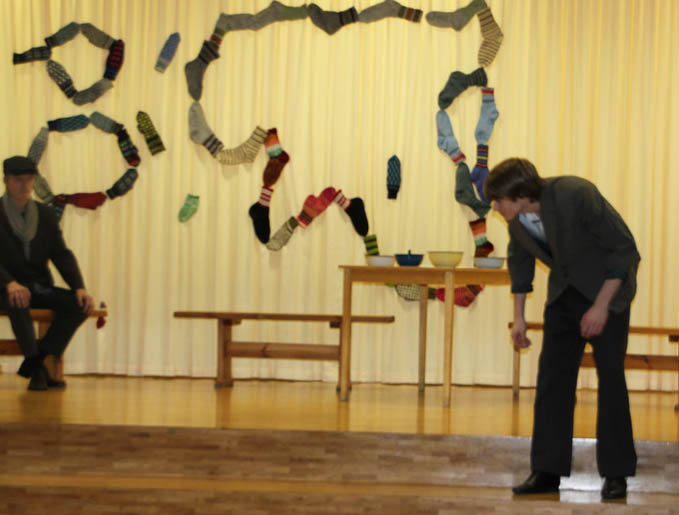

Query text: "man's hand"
[511, 318, 532, 350]
[6, 281, 31, 308]
[75, 288, 94, 315]
[580, 303, 609, 340]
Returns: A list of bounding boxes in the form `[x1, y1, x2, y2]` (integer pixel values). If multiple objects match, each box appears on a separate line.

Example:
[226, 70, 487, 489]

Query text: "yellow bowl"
[428, 251, 463, 268]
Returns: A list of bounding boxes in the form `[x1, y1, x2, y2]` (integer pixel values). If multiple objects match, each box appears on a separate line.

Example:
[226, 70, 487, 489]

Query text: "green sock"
[363, 234, 379, 255]
[178, 194, 199, 222]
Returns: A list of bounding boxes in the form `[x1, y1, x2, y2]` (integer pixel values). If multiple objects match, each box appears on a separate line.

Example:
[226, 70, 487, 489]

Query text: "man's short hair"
[3, 156, 38, 177]
[483, 157, 545, 202]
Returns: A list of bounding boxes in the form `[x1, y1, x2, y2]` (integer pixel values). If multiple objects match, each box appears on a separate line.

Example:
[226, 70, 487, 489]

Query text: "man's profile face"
[491, 196, 524, 222]
[4, 173, 36, 206]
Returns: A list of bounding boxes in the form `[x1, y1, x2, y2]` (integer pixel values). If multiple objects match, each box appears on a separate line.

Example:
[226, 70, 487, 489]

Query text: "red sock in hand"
[64, 192, 107, 210]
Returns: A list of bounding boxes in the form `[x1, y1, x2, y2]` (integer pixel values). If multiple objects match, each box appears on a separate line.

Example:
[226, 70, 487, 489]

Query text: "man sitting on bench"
[0, 155, 94, 391]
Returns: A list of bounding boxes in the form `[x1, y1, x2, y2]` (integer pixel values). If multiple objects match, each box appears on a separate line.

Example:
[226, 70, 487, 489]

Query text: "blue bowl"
[395, 253, 424, 266]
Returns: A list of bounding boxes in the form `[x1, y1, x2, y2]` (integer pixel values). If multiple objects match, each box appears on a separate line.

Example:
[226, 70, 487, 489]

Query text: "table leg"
[340, 269, 353, 401]
[216, 320, 233, 387]
[442, 270, 454, 407]
[512, 347, 521, 398]
[418, 285, 428, 393]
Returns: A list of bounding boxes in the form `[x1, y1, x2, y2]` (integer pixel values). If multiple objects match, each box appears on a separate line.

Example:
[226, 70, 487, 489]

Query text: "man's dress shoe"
[43, 365, 66, 388]
[602, 477, 627, 500]
[512, 471, 560, 495]
[27, 366, 48, 391]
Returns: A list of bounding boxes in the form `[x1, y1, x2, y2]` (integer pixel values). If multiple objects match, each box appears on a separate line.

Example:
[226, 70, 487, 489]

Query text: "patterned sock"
[90, 112, 122, 134]
[47, 115, 90, 132]
[27, 128, 49, 165]
[297, 187, 336, 227]
[358, 0, 422, 23]
[73, 78, 113, 105]
[436, 110, 465, 164]
[80, 23, 115, 49]
[363, 234, 379, 255]
[470, 218, 494, 257]
[474, 88, 499, 144]
[387, 155, 401, 199]
[426, 0, 486, 30]
[264, 128, 283, 158]
[263, 152, 290, 187]
[136, 111, 165, 155]
[47, 60, 77, 99]
[247, 1, 309, 30]
[64, 192, 107, 210]
[116, 128, 141, 166]
[470, 144, 489, 202]
[210, 14, 230, 47]
[178, 194, 199, 222]
[477, 7, 504, 66]
[44, 22, 79, 48]
[33, 174, 55, 203]
[106, 168, 138, 199]
[249, 186, 273, 243]
[216, 126, 267, 165]
[266, 216, 299, 251]
[155, 32, 180, 72]
[184, 40, 220, 101]
[308, 4, 358, 35]
[333, 190, 369, 236]
[104, 40, 125, 80]
[438, 67, 487, 110]
[455, 162, 490, 218]
[13, 46, 51, 64]
[188, 101, 224, 157]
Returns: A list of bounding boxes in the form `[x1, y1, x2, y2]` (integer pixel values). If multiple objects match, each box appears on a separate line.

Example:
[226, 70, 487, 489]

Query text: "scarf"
[2, 191, 38, 259]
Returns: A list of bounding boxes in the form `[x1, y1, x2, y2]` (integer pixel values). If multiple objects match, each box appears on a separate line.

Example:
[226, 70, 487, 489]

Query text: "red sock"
[436, 284, 484, 307]
[64, 192, 107, 210]
[263, 151, 290, 187]
[470, 218, 494, 257]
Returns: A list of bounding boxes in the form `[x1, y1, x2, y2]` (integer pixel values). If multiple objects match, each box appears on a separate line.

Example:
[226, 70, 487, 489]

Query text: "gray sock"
[73, 78, 113, 105]
[308, 4, 358, 35]
[189, 102, 224, 156]
[45, 22, 80, 48]
[184, 40, 219, 101]
[455, 162, 490, 218]
[426, 0, 486, 30]
[46, 60, 77, 99]
[216, 126, 267, 165]
[27, 128, 49, 165]
[90, 112, 123, 134]
[33, 174, 55, 203]
[266, 216, 299, 251]
[358, 0, 422, 23]
[248, 1, 308, 30]
[80, 23, 115, 49]
[438, 67, 487, 110]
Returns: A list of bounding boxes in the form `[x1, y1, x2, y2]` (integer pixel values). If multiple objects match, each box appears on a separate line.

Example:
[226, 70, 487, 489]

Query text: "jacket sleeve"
[507, 229, 536, 294]
[45, 210, 86, 291]
[0, 262, 15, 289]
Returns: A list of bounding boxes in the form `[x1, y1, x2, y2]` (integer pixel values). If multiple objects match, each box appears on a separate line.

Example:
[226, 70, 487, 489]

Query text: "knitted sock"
[395, 284, 421, 302]
[44, 22, 80, 48]
[33, 174, 55, 203]
[249, 186, 273, 243]
[358, 0, 422, 23]
[27, 127, 49, 165]
[266, 216, 299, 251]
[47, 60, 77, 99]
[438, 67, 487, 110]
[387, 155, 401, 199]
[210, 15, 229, 48]
[477, 7, 504, 66]
[308, 4, 358, 35]
[47, 115, 90, 132]
[104, 40, 125, 80]
[64, 192, 107, 210]
[426, 0, 486, 30]
[436, 110, 465, 164]
[469, 144, 489, 202]
[474, 88, 499, 144]
[333, 190, 369, 236]
[297, 187, 336, 227]
[247, 2, 309, 30]
[263, 152, 290, 187]
[436, 284, 484, 307]
[13, 46, 51, 64]
[455, 162, 490, 218]
[363, 234, 379, 255]
[264, 128, 283, 158]
[106, 168, 138, 199]
[178, 194, 199, 222]
[136, 111, 165, 155]
[50, 195, 67, 221]
[72, 78, 113, 105]
[90, 112, 122, 134]
[155, 32, 180, 72]
[470, 218, 494, 257]
[116, 128, 141, 166]
[216, 126, 267, 165]
[184, 40, 220, 101]
[188, 101, 224, 157]
[80, 23, 115, 49]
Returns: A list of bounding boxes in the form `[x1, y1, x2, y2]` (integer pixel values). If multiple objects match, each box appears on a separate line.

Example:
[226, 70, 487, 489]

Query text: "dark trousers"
[531, 287, 637, 478]
[0, 286, 87, 359]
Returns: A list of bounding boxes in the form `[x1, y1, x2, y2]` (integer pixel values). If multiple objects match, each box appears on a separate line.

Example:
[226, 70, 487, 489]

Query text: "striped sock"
[136, 111, 165, 155]
[264, 128, 283, 158]
[103, 40, 125, 80]
[184, 40, 219, 101]
[211, 14, 229, 47]
[188, 101, 224, 157]
[363, 234, 379, 255]
[249, 186, 273, 243]
[477, 7, 504, 66]
[107, 168, 138, 199]
[47, 115, 90, 132]
[47, 60, 77, 99]
[470, 144, 489, 202]
[13, 46, 51, 64]
[116, 128, 141, 167]
[334, 190, 369, 236]
[216, 126, 267, 165]
[470, 218, 494, 257]
[266, 216, 299, 251]
[455, 162, 490, 218]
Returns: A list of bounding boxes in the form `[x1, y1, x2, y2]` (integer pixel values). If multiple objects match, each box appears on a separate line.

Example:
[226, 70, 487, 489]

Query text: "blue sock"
[436, 110, 465, 164]
[155, 32, 180, 72]
[474, 88, 499, 144]
[47, 115, 90, 132]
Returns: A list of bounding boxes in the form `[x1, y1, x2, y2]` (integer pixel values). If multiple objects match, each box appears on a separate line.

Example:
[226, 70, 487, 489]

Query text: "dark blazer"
[0, 201, 84, 292]
[507, 176, 640, 314]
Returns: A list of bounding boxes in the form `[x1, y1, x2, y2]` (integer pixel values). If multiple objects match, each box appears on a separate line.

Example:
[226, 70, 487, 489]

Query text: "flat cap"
[3, 156, 38, 176]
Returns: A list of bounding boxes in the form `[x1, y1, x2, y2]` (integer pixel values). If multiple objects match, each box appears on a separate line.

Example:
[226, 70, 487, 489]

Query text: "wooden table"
[339, 266, 511, 406]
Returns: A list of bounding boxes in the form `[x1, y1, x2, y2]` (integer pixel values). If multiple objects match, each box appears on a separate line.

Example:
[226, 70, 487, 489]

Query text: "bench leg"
[216, 320, 233, 387]
[38, 321, 64, 381]
[512, 347, 520, 398]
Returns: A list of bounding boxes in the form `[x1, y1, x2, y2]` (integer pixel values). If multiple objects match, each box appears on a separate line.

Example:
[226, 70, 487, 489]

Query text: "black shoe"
[17, 358, 32, 378]
[602, 477, 627, 500]
[27, 366, 48, 391]
[512, 471, 560, 495]
[43, 365, 66, 388]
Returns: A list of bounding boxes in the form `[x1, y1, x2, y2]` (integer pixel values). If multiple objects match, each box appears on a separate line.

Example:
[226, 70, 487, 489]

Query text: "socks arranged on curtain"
[249, 186, 274, 243]
[436, 110, 465, 164]
[264, 128, 283, 157]
[33, 174, 55, 203]
[44, 22, 80, 48]
[475, 88, 499, 144]
[90, 111, 123, 134]
[27, 127, 49, 165]
[188, 101, 224, 157]
[185, 40, 220, 101]
[73, 78, 113, 105]
[247, 2, 309, 31]
[297, 187, 336, 227]
[263, 152, 290, 187]
[438, 67, 487, 110]
[216, 126, 267, 165]
[210, 14, 230, 48]
[308, 3, 358, 35]
[47, 115, 89, 132]
[358, 0, 422, 23]
[116, 128, 141, 166]
[455, 161, 490, 218]
[63, 192, 107, 210]
[387, 155, 401, 199]
[477, 7, 504, 66]
[136, 111, 165, 155]
[155, 32, 180, 72]
[333, 190, 369, 236]
[266, 216, 299, 251]
[364, 234, 379, 255]
[106, 168, 138, 199]
[103, 40, 125, 80]
[470, 144, 489, 202]
[469, 217, 494, 257]
[13, 46, 51, 64]
[426, 0, 486, 31]
[47, 60, 77, 99]
[80, 23, 115, 49]
[178, 194, 199, 222]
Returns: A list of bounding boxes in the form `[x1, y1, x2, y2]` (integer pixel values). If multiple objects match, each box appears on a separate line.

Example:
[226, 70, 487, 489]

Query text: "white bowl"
[365, 255, 395, 267]
[428, 251, 463, 268]
[474, 257, 505, 269]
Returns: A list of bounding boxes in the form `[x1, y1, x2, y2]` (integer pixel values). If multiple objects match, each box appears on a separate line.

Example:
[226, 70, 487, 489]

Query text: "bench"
[173, 311, 395, 387]
[509, 322, 679, 411]
[0, 308, 107, 380]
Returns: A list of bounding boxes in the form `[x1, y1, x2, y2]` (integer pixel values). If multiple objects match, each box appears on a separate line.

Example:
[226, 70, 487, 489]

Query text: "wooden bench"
[173, 311, 395, 387]
[509, 322, 679, 411]
[0, 308, 107, 380]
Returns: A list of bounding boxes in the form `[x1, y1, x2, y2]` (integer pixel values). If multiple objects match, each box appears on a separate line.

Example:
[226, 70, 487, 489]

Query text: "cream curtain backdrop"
[0, 0, 676, 391]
